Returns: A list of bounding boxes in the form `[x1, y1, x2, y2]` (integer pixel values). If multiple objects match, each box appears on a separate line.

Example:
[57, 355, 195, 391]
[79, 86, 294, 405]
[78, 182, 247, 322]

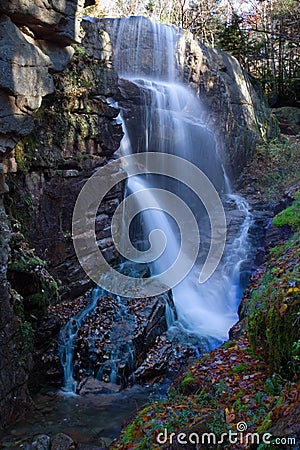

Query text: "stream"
[0, 385, 164, 447]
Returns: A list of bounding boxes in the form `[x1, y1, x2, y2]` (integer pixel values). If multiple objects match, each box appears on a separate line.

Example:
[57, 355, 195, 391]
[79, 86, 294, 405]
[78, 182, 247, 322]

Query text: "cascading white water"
[59, 287, 106, 392]
[112, 16, 253, 345]
[59, 17, 253, 392]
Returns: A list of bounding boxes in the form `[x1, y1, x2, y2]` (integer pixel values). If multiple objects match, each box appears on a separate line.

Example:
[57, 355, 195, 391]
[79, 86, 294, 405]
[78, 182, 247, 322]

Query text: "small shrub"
[180, 372, 198, 393]
[273, 190, 300, 231]
[223, 340, 236, 349]
[231, 363, 249, 374]
[264, 374, 283, 396]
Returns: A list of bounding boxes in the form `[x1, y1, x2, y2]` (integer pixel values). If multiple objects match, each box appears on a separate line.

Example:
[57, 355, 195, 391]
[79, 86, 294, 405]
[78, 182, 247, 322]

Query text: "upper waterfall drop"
[107, 16, 252, 345]
[111, 16, 179, 81]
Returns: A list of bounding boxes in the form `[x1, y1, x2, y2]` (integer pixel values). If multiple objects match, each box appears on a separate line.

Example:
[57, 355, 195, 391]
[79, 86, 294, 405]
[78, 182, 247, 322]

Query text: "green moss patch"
[8, 225, 59, 321]
[247, 233, 300, 379]
[273, 190, 300, 231]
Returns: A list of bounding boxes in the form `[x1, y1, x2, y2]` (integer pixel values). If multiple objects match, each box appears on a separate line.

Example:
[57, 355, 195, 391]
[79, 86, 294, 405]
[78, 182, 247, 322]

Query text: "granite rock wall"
[0, 0, 85, 430]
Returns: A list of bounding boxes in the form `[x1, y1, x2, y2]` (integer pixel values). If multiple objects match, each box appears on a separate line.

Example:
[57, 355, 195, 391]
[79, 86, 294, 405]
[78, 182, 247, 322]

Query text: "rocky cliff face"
[0, 0, 86, 430]
[0, 1, 85, 158]
[0, 12, 123, 429]
[6, 20, 123, 301]
[180, 33, 277, 178]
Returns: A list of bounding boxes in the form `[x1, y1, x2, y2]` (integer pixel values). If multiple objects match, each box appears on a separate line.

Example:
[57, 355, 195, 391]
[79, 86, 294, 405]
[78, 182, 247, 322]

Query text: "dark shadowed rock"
[32, 434, 51, 450]
[51, 433, 76, 450]
[78, 378, 121, 395]
[272, 106, 300, 135]
[0, 0, 87, 432]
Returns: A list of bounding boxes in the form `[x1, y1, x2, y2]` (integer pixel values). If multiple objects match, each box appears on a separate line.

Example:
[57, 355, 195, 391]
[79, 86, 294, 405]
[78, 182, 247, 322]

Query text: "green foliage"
[195, 391, 218, 408]
[240, 136, 300, 201]
[222, 340, 236, 349]
[5, 176, 33, 231]
[232, 397, 248, 413]
[119, 393, 213, 449]
[231, 363, 250, 375]
[256, 412, 273, 434]
[14, 133, 41, 173]
[8, 230, 60, 319]
[13, 290, 25, 320]
[72, 43, 86, 57]
[14, 143, 28, 173]
[9, 255, 45, 272]
[214, 379, 229, 398]
[273, 191, 300, 231]
[264, 374, 284, 396]
[180, 372, 198, 393]
[256, 66, 277, 100]
[262, 139, 300, 199]
[207, 410, 227, 436]
[216, 14, 256, 66]
[288, 339, 300, 375]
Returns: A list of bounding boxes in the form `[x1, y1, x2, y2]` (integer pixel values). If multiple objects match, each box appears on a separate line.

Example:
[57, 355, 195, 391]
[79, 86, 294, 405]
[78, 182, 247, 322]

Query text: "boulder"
[77, 378, 121, 395]
[0, 16, 54, 99]
[51, 433, 76, 450]
[32, 434, 51, 450]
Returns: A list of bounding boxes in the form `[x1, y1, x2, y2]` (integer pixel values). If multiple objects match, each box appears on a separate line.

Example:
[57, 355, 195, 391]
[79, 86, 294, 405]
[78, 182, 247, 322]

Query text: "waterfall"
[59, 287, 106, 393]
[60, 16, 253, 392]
[111, 16, 252, 345]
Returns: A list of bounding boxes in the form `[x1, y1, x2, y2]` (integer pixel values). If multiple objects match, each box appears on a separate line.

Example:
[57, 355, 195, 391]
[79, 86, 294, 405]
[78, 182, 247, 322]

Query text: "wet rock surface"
[49, 288, 195, 392]
[51, 432, 76, 450]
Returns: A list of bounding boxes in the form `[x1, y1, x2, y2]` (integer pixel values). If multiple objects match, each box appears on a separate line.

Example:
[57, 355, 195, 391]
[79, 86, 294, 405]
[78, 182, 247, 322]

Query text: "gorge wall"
[0, 9, 276, 430]
[0, 0, 88, 429]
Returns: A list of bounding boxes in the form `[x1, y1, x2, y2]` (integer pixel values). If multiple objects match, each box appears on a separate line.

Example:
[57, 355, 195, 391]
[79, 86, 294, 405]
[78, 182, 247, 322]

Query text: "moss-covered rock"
[7, 224, 59, 321]
[273, 189, 300, 231]
[247, 233, 300, 380]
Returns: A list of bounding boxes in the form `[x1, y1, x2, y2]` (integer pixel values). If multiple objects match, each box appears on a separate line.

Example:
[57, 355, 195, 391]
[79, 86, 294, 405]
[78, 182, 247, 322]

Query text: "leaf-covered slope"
[110, 192, 300, 450]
